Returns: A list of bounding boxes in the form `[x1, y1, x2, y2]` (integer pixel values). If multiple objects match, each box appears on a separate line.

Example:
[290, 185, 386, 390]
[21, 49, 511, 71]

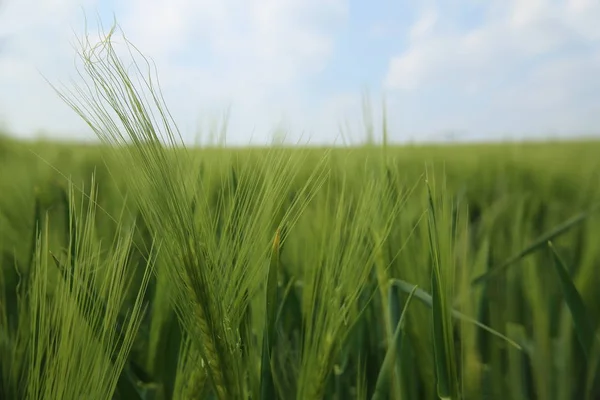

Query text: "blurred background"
[0, 0, 599, 146]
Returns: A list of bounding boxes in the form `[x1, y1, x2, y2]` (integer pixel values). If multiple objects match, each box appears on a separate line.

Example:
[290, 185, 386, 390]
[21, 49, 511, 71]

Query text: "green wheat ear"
[425, 177, 459, 400]
[25, 179, 154, 400]
[53, 17, 330, 400]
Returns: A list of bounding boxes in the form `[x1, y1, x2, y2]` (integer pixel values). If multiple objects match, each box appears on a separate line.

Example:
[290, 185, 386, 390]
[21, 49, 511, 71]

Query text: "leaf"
[548, 241, 596, 361]
[153, 311, 183, 400]
[52, 183, 153, 351]
[391, 279, 521, 350]
[472, 206, 599, 286]
[260, 229, 281, 400]
[27, 187, 43, 271]
[426, 180, 458, 400]
[371, 284, 417, 400]
[387, 281, 402, 374]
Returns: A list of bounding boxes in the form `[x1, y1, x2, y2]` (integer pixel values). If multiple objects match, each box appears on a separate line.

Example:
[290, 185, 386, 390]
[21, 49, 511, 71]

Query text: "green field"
[1, 34, 600, 400]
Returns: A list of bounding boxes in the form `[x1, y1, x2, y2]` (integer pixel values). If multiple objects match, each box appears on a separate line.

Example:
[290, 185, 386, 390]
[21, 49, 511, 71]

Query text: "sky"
[0, 0, 599, 145]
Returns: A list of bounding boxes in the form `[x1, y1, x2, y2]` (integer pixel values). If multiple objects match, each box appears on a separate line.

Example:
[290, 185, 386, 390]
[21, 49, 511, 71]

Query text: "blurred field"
[1, 132, 600, 399]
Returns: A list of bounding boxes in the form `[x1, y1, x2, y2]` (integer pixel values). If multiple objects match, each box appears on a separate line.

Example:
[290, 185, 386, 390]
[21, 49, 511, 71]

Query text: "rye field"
[1, 33, 600, 400]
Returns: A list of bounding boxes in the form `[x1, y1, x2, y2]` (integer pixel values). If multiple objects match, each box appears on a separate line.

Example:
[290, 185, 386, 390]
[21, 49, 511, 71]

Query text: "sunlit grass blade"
[425, 176, 459, 400]
[260, 228, 281, 400]
[391, 279, 521, 350]
[371, 284, 417, 400]
[27, 187, 43, 271]
[548, 241, 596, 360]
[25, 198, 154, 400]
[295, 168, 400, 400]
[387, 278, 404, 397]
[506, 323, 528, 400]
[50, 182, 154, 369]
[472, 206, 599, 286]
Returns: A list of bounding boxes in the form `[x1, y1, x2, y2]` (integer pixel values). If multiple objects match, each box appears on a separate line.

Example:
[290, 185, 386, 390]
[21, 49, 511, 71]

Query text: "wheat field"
[1, 28, 600, 400]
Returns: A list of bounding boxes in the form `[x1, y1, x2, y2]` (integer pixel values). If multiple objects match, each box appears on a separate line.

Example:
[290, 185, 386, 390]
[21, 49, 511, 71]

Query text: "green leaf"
[391, 279, 521, 350]
[426, 180, 458, 400]
[472, 206, 599, 286]
[371, 284, 417, 400]
[548, 241, 596, 361]
[52, 184, 153, 352]
[27, 187, 43, 271]
[260, 229, 281, 400]
[387, 280, 403, 382]
[153, 311, 182, 400]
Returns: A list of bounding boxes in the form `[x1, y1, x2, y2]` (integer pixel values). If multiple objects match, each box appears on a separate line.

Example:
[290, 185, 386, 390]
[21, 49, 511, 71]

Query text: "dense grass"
[1, 28, 600, 400]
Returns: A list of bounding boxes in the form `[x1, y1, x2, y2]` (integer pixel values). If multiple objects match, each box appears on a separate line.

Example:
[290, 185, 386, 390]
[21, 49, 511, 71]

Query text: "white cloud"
[409, 6, 438, 41]
[113, 0, 348, 143]
[0, 0, 100, 139]
[0, 0, 348, 143]
[384, 0, 600, 138]
[386, 0, 600, 90]
[2, 0, 598, 144]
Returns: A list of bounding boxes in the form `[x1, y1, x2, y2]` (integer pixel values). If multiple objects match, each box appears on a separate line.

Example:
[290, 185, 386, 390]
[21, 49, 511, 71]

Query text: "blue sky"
[0, 0, 599, 145]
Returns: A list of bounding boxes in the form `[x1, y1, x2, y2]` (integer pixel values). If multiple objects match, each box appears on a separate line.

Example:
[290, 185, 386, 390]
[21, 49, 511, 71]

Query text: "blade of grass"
[472, 206, 599, 286]
[426, 179, 458, 400]
[371, 284, 417, 400]
[260, 228, 281, 400]
[391, 279, 521, 350]
[548, 241, 596, 361]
